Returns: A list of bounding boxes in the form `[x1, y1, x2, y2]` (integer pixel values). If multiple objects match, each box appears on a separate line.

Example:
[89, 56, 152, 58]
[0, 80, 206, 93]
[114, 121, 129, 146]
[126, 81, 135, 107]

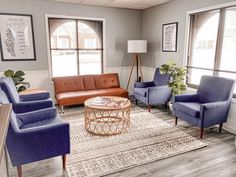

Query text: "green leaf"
[15, 71, 25, 77]
[21, 82, 30, 88]
[17, 85, 27, 92]
[4, 70, 14, 77]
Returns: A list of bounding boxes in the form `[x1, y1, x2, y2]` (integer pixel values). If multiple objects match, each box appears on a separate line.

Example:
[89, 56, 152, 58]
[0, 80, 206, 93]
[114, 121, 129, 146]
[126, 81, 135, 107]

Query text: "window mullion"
[186, 15, 196, 84]
[213, 9, 226, 76]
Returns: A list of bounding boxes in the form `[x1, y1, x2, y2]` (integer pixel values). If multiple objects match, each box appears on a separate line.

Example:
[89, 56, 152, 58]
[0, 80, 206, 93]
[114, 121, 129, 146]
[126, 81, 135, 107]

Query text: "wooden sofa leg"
[200, 127, 204, 139]
[17, 166, 22, 177]
[219, 123, 223, 133]
[62, 155, 66, 170]
[148, 105, 151, 112]
[61, 106, 64, 114]
[135, 99, 138, 105]
[175, 117, 178, 125]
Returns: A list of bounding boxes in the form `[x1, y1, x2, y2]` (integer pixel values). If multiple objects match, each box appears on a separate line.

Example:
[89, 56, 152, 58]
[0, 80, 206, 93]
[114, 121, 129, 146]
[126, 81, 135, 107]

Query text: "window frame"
[184, 2, 236, 96]
[45, 14, 106, 78]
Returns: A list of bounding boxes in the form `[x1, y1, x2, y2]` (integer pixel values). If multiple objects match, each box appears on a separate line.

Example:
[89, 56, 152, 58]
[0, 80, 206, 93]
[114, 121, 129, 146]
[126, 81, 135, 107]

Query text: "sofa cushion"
[83, 75, 96, 90]
[53, 76, 85, 94]
[94, 73, 120, 89]
[56, 88, 128, 106]
[174, 102, 201, 118]
[134, 88, 147, 97]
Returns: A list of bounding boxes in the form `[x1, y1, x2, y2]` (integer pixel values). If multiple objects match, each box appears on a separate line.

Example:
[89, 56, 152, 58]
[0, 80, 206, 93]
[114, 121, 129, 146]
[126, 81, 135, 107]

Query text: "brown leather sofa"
[53, 73, 128, 112]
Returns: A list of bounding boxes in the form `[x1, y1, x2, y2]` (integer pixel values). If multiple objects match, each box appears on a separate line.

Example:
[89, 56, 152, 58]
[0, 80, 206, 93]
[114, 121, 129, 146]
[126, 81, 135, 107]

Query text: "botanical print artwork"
[5, 28, 16, 57]
[0, 14, 36, 61]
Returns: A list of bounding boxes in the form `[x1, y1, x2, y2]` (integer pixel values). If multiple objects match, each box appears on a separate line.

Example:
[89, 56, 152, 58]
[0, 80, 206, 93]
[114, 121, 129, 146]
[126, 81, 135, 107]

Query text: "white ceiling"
[53, 0, 170, 10]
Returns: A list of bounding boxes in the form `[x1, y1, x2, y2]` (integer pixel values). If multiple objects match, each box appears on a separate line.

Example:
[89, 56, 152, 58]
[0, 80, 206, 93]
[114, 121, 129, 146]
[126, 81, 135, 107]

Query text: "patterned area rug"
[59, 105, 207, 177]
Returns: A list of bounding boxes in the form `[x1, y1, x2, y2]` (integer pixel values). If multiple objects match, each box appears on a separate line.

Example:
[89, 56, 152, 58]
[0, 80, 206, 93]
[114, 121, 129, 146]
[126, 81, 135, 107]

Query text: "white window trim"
[183, 1, 236, 67]
[44, 14, 106, 79]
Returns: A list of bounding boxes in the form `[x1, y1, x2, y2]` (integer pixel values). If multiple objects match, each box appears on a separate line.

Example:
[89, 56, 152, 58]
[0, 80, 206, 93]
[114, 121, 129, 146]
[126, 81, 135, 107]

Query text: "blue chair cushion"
[175, 102, 201, 118]
[20, 118, 61, 129]
[134, 88, 147, 97]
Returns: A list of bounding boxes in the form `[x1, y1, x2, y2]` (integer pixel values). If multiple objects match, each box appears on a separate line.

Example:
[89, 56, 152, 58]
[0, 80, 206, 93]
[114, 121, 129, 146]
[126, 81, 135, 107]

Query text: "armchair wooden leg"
[17, 166, 22, 177]
[164, 103, 168, 109]
[148, 105, 151, 112]
[200, 127, 204, 139]
[62, 155, 66, 170]
[135, 99, 138, 105]
[219, 123, 223, 133]
[175, 117, 178, 125]
[61, 106, 64, 114]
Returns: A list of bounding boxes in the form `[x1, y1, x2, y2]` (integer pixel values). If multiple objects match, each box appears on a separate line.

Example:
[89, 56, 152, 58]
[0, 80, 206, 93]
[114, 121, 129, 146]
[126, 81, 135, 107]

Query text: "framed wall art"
[0, 13, 36, 61]
[162, 22, 178, 52]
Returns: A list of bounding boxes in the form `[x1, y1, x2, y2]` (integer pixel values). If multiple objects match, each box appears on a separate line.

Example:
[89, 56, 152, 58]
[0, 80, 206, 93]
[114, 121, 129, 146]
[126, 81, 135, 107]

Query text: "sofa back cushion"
[83, 75, 96, 90]
[53, 76, 85, 94]
[94, 73, 120, 89]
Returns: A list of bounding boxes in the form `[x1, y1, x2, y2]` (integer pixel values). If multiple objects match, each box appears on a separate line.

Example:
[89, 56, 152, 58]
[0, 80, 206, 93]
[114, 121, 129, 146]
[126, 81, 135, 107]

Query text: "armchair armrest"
[173, 94, 199, 103]
[16, 107, 57, 127]
[20, 92, 50, 102]
[200, 101, 230, 124]
[134, 81, 155, 88]
[13, 99, 54, 113]
[19, 121, 69, 135]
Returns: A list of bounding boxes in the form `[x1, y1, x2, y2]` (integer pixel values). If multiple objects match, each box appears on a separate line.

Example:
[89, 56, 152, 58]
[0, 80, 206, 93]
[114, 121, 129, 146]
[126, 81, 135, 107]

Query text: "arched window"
[49, 18, 103, 77]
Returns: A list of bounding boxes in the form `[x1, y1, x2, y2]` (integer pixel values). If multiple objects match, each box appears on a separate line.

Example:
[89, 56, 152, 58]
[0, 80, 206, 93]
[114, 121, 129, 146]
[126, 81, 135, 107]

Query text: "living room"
[0, 0, 236, 176]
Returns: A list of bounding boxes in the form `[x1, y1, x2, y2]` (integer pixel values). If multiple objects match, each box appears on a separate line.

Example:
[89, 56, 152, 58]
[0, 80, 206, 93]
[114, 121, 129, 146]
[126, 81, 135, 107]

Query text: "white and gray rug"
[59, 105, 207, 177]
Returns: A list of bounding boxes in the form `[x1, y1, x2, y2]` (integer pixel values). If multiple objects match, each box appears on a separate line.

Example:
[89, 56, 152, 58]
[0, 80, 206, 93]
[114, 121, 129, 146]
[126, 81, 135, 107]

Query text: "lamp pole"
[126, 40, 147, 90]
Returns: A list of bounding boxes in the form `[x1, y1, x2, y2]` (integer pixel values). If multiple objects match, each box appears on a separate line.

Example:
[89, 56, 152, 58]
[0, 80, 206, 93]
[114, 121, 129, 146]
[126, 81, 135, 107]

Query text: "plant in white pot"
[160, 61, 187, 111]
[4, 69, 30, 92]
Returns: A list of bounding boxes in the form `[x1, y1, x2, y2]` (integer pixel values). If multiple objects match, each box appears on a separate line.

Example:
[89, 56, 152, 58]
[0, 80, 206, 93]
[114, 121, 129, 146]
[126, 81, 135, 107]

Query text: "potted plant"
[160, 61, 187, 111]
[4, 69, 30, 92]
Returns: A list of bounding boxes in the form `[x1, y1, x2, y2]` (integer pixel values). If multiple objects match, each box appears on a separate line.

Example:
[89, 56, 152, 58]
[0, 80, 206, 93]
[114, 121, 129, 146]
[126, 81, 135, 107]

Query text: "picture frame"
[0, 13, 36, 61]
[162, 22, 178, 52]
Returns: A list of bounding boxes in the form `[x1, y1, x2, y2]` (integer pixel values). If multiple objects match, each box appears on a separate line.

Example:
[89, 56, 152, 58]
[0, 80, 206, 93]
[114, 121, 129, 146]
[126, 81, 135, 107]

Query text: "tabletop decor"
[0, 13, 36, 61]
[162, 22, 178, 52]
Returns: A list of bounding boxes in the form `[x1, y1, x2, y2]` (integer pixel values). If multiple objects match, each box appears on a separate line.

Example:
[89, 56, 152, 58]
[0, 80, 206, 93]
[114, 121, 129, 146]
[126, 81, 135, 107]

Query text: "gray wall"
[0, 0, 142, 71]
[142, 0, 234, 67]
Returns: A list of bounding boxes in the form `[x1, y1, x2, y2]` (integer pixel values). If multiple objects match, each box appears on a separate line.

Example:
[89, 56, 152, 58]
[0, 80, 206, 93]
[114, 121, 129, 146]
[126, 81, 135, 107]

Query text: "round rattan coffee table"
[84, 96, 131, 136]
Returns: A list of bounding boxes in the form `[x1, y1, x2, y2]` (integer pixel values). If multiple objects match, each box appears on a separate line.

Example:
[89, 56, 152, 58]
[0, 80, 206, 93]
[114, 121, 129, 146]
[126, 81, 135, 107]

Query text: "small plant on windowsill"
[160, 61, 187, 111]
[4, 69, 30, 92]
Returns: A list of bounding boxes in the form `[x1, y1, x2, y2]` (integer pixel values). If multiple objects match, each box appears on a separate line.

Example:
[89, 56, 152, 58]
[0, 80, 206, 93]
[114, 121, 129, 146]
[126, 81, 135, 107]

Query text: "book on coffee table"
[90, 97, 111, 106]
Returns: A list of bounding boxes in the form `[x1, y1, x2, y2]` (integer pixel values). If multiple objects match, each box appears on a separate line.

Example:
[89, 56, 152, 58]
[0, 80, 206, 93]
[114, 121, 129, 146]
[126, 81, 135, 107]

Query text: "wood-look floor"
[8, 99, 236, 177]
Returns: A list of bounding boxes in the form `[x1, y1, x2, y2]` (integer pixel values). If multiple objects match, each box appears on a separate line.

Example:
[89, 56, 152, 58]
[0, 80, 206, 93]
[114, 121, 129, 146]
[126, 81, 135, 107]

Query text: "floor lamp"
[126, 40, 147, 90]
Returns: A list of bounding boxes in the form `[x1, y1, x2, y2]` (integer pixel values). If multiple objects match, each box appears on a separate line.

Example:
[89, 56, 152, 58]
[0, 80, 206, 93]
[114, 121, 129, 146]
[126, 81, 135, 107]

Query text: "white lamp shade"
[127, 40, 147, 53]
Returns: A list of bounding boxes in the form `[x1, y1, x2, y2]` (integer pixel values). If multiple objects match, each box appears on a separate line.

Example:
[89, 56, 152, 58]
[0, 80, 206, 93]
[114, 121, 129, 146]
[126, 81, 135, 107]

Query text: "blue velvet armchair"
[173, 76, 235, 138]
[0, 89, 70, 177]
[0, 77, 54, 113]
[133, 68, 171, 112]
